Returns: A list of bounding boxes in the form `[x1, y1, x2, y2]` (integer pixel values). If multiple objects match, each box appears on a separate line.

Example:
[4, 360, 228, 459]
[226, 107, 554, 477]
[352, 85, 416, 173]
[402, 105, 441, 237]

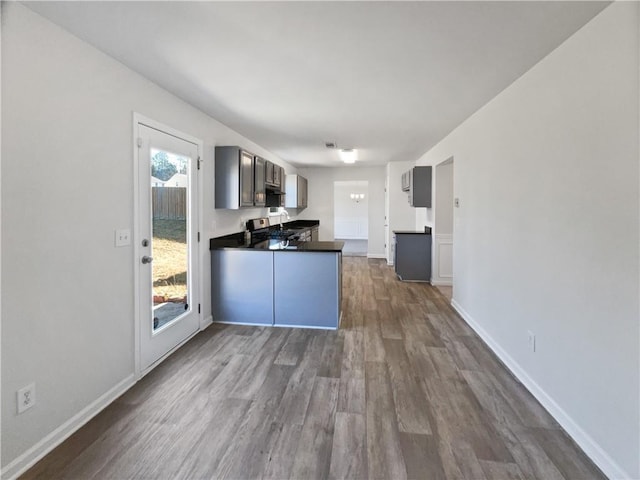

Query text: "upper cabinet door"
[284, 174, 308, 209]
[408, 166, 432, 208]
[254, 156, 266, 206]
[239, 150, 254, 207]
[273, 165, 282, 188]
[300, 176, 308, 208]
[265, 160, 275, 186]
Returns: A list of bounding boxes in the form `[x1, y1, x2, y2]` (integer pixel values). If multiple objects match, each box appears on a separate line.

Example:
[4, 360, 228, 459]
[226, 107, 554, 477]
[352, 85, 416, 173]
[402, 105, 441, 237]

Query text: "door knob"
[141, 256, 153, 264]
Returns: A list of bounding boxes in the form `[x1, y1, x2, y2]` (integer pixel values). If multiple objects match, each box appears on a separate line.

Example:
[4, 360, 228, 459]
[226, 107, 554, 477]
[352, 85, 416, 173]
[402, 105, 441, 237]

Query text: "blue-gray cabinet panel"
[211, 250, 274, 325]
[394, 233, 431, 282]
[274, 252, 339, 329]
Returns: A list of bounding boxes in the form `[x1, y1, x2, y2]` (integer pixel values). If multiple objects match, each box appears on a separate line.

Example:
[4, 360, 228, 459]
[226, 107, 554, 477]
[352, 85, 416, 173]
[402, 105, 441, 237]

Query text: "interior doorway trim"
[433, 156, 454, 286]
[333, 180, 369, 257]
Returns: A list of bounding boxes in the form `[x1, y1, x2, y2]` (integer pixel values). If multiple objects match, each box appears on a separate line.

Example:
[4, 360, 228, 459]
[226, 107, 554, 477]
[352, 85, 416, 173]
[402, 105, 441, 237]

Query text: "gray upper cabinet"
[401, 166, 432, 208]
[265, 160, 275, 187]
[265, 161, 284, 192]
[285, 174, 308, 209]
[265, 161, 285, 207]
[254, 156, 266, 207]
[215, 146, 263, 209]
[273, 165, 282, 189]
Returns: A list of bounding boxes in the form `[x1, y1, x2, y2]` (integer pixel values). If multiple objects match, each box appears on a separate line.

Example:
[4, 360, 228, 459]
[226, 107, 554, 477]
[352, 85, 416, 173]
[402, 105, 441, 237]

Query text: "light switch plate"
[115, 229, 131, 247]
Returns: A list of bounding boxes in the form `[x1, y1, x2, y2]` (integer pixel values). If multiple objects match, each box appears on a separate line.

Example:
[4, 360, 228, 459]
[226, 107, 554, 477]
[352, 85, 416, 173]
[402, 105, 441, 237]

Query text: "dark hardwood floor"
[22, 257, 606, 480]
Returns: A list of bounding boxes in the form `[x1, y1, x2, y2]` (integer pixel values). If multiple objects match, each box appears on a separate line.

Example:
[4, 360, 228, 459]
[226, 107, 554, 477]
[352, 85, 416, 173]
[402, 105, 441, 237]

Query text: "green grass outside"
[152, 219, 187, 301]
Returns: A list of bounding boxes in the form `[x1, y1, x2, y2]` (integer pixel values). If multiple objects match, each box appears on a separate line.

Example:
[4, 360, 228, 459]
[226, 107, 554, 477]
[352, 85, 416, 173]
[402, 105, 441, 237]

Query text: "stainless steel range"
[246, 217, 310, 243]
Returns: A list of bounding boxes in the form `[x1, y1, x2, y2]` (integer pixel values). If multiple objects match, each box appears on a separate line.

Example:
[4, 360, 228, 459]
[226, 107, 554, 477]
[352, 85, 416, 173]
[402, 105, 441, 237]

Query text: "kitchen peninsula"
[210, 219, 344, 329]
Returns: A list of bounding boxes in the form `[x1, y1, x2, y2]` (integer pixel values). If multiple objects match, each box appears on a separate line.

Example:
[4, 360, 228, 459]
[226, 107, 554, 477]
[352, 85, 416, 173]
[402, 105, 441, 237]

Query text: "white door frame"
[132, 112, 204, 379]
[384, 166, 390, 264]
[433, 156, 454, 287]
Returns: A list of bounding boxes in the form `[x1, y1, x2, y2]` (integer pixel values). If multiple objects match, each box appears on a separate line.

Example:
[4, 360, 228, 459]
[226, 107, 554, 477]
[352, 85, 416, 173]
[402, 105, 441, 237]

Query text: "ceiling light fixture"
[339, 148, 358, 164]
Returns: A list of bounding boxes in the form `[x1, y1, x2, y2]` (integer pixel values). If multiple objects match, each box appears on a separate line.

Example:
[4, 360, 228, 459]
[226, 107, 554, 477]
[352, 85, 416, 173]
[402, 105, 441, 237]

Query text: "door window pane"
[150, 148, 189, 330]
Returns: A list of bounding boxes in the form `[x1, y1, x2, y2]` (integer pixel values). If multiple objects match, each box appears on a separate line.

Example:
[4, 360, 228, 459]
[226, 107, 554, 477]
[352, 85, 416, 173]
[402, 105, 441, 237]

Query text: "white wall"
[386, 161, 419, 263]
[416, 3, 639, 478]
[1, 3, 295, 475]
[333, 181, 368, 239]
[296, 166, 385, 257]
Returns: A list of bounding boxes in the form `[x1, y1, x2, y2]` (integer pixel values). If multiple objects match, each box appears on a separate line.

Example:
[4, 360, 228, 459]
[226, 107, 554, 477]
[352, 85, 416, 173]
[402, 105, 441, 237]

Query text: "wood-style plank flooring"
[23, 258, 606, 480]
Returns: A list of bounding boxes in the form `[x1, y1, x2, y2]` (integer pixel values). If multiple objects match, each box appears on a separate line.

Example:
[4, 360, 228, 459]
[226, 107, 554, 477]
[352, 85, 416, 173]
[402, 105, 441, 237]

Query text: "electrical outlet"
[17, 383, 36, 413]
[527, 331, 536, 353]
[115, 229, 131, 247]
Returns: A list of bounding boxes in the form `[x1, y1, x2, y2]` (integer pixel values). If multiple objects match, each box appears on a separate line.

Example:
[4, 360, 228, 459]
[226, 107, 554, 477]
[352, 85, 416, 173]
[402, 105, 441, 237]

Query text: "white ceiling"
[26, 1, 608, 168]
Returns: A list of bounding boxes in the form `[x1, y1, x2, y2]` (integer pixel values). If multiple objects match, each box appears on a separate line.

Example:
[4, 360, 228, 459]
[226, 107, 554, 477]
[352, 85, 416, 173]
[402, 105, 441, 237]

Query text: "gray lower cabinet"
[394, 232, 432, 282]
[274, 252, 341, 328]
[211, 250, 274, 325]
[211, 250, 341, 328]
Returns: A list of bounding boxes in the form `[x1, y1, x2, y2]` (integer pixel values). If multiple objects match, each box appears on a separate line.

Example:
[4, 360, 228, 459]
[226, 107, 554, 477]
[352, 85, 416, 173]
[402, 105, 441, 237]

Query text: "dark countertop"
[210, 237, 343, 252]
[283, 219, 319, 228]
[393, 228, 432, 235]
[273, 240, 344, 252]
[267, 219, 320, 231]
[210, 220, 342, 252]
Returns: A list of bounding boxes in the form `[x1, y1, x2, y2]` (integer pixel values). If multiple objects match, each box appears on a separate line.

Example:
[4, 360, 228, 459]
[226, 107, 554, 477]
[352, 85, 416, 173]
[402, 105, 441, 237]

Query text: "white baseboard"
[366, 253, 386, 259]
[430, 279, 453, 286]
[272, 323, 337, 330]
[450, 300, 631, 480]
[2, 374, 136, 480]
[212, 320, 271, 327]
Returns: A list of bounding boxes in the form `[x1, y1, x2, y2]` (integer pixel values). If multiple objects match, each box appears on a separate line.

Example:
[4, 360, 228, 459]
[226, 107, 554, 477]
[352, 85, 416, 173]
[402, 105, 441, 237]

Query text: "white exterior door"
[136, 120, 200, 373]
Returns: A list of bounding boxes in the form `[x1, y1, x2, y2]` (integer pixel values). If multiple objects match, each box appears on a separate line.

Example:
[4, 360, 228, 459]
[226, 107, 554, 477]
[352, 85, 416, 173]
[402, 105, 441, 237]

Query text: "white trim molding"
[1, 375, 136, 480]
[201, 314, 213, 331]
[367, 253, 387, 259]
[431, 233, 453, 286]
[450, 299, 632, 480]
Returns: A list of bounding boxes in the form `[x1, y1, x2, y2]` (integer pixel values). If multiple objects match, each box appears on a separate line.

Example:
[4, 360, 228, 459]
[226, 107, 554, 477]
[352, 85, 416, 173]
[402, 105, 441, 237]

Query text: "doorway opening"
[333, 180, 369, 256]
[434, 157, 454, 300]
